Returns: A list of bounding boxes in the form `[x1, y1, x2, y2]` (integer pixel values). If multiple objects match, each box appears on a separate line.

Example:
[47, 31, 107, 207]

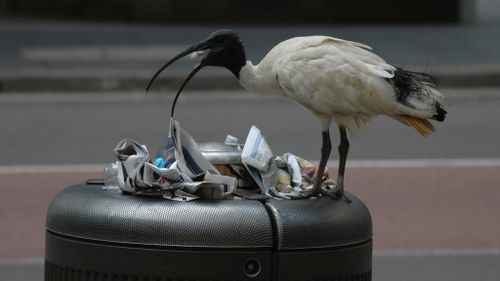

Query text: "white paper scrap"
[241, 126, 273, 171]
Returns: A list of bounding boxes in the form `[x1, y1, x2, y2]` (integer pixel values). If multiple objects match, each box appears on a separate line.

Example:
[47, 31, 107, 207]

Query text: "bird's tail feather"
[396, 115, 435, 136]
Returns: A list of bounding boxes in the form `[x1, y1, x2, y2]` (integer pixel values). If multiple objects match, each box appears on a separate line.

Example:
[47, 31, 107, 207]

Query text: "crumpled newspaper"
[104, 120, 330, 200]
[104, 119, 236, 201]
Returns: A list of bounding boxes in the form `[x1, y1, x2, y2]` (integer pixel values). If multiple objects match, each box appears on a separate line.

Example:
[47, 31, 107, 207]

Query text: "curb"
[0, 73, 241, 93]
[1, 69, 500, 92]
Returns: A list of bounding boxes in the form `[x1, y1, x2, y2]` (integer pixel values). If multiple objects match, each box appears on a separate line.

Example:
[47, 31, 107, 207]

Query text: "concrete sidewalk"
[2, 166, 500, 258]
[2, 165, 500, 281]
[1, 21, 500, 92]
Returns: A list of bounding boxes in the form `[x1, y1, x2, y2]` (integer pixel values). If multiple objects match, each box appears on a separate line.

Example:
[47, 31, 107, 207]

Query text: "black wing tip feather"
[394, 66, 439, 86]
[388, 66, 441, 102]
[388, 67, 446, 122]
[433, 103, 447, 122]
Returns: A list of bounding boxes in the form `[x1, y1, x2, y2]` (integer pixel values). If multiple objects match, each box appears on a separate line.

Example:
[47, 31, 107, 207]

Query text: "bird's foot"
[321, 183, 351, 204]
[286, 182, 323, 199]
[290, 188, 321, 199]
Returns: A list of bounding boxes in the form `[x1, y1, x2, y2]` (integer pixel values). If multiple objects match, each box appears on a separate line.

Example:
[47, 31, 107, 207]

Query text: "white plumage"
[240, 36, 444, 135]
[147, 30, 446, 199]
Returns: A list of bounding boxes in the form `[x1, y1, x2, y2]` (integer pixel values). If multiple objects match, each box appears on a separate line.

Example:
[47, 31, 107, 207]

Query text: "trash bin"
[45, 181, 372, 281]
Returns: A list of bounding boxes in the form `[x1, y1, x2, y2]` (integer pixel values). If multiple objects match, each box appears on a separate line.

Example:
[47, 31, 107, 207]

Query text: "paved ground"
[3, 252, 500, 281]
[1, 167, 499, 281]
[1, 166, 499, 258]
[0, 88, 499, 165]
[1, 165, 500, 281]
[1, 20, 500, 281]
[2, 21, 500, 91]
[0, 89, 499, 280]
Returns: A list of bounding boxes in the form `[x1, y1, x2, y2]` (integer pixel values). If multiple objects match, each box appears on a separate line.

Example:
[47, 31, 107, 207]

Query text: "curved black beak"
[169, 63, 204, 117]
[146, 40, 210, 92]
[146, 40, 212, 117]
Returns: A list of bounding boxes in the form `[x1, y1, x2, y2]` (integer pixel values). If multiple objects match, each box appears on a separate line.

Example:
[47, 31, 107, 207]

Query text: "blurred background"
[1, 1, 499, 281]
[0, 0, 461, 23]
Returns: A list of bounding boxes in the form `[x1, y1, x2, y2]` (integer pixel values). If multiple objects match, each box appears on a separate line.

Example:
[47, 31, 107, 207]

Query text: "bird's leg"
[296, 130, 331, 198]
[319, 126, 351, 202]
[332, 126, 351, 203]
[311, 130, 332, 196]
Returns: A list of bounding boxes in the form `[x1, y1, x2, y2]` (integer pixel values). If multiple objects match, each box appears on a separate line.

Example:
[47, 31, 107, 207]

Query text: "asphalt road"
[3, 22, 500, 91]
[1, 88, 499, 281]
[0, 88, 499, 166]
[2, 252, 500, 281]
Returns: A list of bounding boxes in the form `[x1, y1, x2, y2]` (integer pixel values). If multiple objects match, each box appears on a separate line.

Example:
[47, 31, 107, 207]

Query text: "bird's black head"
[146, 29, 246, 92]
[200, 30, 246, 77]
[146, 29, 247, 116]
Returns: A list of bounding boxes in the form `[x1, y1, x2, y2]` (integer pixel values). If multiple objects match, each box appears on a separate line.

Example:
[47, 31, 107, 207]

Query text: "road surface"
[0, 88, 499, 165]
[0, 88, 499, 281]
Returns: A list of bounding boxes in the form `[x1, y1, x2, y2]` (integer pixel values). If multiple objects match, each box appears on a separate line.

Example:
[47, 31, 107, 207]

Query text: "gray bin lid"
[46, 182, 371, 250]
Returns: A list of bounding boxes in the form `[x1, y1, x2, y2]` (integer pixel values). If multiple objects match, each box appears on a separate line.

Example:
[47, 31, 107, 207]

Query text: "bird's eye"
[216, 36, 227, 44]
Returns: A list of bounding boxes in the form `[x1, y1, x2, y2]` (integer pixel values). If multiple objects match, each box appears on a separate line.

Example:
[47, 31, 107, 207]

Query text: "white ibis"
[147, 29, 447, 200]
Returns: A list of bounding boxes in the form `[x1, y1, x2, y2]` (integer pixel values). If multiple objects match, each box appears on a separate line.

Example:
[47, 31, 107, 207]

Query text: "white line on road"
[1, 88, 499, 103]
[374, 248, 500, 257]
[1, 249, 499, 264]
[1, 158, 499, 174]
[0, 258, 44, 266]
[21, 45, 186, 61]
[340, 158, 500, 168]
[0, 164, 106, 174]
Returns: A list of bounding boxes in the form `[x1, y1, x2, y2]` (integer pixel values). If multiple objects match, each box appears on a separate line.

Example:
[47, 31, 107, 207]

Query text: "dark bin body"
[45, 182, 372, 281]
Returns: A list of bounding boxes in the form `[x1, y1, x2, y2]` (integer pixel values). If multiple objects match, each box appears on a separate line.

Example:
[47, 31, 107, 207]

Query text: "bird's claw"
[292, 188, 320, 199]
[321, 184, 352, 204]
[289, 181, 351, 203]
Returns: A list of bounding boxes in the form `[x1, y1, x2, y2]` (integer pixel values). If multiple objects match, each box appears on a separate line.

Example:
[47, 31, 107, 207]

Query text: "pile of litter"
[104, 119, 333, 201]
